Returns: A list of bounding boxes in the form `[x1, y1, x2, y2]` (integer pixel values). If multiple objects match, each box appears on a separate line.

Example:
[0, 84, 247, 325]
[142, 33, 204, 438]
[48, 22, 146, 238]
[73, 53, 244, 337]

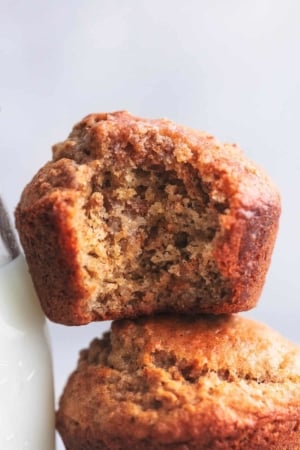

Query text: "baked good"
[15, 112, 280, 325]
[56, 314, 300, 449]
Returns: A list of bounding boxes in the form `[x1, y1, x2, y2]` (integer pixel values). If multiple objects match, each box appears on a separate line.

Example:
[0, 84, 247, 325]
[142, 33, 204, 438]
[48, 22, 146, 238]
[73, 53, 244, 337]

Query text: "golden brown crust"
[56, 314, 300, 449]
[15, 112, 281, 325]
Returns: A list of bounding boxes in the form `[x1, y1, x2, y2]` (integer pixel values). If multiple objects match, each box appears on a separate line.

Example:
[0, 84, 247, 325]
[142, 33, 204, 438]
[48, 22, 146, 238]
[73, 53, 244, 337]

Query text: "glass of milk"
[0, 198, 55, 449]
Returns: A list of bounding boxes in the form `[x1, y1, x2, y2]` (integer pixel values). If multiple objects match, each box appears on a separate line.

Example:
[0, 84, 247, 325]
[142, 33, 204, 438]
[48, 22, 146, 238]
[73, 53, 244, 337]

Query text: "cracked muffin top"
[16, 112, 280, 324]
[57, 314, 300, 450]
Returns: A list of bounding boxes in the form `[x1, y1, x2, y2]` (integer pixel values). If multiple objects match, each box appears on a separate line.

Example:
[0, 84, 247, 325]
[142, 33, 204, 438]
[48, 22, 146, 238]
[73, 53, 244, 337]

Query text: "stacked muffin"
[16, 112, 300, 449]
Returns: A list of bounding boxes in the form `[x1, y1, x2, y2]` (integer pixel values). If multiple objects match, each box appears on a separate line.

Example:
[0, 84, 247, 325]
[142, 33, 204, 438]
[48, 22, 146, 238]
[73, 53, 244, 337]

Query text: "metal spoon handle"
[0, 195, 20, 262]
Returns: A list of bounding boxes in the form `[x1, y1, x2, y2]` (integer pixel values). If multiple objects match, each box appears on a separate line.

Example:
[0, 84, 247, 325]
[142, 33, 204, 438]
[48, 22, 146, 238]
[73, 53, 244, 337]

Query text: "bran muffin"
[15, 112, 280, 325]
[57, 314, 300, 449]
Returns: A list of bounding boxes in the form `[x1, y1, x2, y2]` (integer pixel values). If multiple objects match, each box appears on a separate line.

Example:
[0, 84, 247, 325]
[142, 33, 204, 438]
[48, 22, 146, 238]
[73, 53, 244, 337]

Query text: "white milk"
[0, 255, 55, 449]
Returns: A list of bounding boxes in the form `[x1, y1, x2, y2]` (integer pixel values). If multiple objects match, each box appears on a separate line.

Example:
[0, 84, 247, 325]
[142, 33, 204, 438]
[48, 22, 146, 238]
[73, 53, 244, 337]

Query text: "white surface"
[0, 256, 55, 449]
[1, 1, 299, 449]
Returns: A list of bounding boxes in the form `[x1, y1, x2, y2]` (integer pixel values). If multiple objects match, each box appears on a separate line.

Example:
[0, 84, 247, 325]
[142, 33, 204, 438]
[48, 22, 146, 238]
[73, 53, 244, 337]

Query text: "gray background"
[1, 1, 299, 448]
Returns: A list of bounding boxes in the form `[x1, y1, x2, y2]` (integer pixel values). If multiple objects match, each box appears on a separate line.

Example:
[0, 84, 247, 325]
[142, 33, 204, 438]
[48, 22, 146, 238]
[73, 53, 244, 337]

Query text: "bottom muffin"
[57, 314, 300, 450]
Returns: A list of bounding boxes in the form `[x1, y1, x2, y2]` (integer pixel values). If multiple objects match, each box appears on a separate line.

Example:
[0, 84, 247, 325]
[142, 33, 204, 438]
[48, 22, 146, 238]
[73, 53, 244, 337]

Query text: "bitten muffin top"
[16, 112, 280, 324]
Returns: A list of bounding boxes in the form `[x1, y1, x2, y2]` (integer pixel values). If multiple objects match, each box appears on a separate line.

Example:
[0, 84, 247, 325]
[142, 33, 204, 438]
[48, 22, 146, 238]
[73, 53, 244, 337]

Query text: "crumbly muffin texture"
[15, 112, 280, 324]
[57, 314, 300, 450]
